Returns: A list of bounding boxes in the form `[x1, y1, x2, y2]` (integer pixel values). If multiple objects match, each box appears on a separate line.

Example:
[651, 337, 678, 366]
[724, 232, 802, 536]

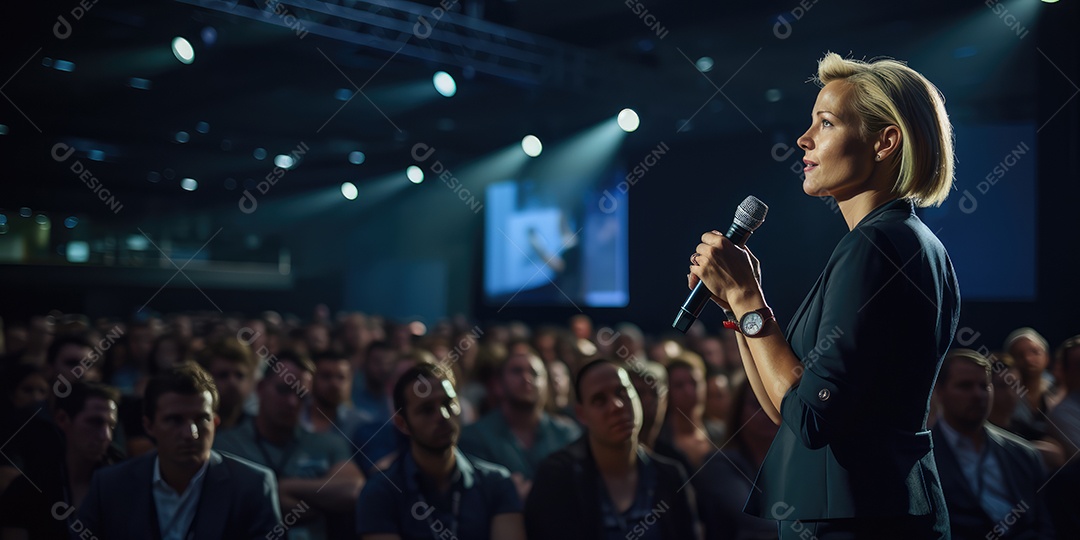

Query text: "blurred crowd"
[0, 308, 1076, 539]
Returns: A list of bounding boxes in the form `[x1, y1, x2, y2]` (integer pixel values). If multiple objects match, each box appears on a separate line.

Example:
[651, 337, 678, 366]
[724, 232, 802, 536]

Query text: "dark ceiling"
[0, 0, 1034, 225]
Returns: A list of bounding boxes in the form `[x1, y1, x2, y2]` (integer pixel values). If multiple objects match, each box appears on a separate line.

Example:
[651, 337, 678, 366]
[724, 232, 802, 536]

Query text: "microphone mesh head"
[734, 196, 768, 231]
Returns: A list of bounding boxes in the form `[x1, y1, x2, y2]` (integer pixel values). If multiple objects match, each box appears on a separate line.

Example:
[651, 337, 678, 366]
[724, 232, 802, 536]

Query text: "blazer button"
[817, 388, 831, 401]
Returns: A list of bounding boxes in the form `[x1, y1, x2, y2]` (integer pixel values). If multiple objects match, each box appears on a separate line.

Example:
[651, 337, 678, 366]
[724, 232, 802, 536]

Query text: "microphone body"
[673, 196, 767, 333]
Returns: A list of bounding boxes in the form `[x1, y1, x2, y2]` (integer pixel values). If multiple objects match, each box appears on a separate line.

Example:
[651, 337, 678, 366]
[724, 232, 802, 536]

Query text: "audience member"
[214, 350, 363, 540]
[1047, 335, 1080, 458]
[703, 368, 733, 442]
[657, 354, 717, 471]
[458, 346, 580, 499]
[626, 359, 668, 451]
[303, 352, 364, 440]
[694, 377, 779, 540]
[525, 359, 698, 540]
[356, 363, 525, 540]
[1003, 327, 1056, 441]
[198, 336, 259, 432]
[352, 341, 396, 422]
[932, 349, 1054, 539]
[0, 381, 122, 539]
[78, 363, 281, 538]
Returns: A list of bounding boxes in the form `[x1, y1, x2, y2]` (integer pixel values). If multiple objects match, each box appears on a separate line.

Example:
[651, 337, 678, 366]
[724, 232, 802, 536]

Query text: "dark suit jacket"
[746, 199, 960, 521]
[931, 423, 1054, 539]
[78, 450, 282, 539]
[524, 436, 698, 540]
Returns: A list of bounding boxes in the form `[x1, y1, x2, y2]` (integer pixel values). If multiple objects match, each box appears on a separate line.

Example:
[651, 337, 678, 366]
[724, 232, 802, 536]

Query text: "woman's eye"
[822, 119, 833, 128]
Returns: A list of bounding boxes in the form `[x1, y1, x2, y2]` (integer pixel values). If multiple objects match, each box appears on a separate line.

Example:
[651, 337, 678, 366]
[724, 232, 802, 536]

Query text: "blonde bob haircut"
[815, 53, 955, 207]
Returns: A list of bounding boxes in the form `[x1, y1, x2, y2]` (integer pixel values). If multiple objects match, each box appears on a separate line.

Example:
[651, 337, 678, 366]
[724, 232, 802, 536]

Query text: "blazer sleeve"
[778, 226, 912, 449]
[243, 463, 282, 539]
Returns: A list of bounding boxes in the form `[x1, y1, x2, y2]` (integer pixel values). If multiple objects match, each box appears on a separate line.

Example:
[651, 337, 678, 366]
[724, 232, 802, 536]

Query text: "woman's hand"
[687, 231, 763, 312]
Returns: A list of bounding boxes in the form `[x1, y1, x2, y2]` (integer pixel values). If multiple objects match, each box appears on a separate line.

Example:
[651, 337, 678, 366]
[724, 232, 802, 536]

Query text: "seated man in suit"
[355, 362, 525, 540]
[931, 348, 1054, 539]
[525, 359, 699, 540]
[78, 362, 281, 539]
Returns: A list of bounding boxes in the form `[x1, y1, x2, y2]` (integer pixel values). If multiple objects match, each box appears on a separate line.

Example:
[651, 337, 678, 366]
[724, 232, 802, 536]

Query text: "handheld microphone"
[672, 196, 768, 333]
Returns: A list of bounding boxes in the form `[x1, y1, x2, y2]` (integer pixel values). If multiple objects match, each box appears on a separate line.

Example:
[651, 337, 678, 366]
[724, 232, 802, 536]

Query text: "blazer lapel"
[134, 451, 163, 540]
[194, 451, 231, 538]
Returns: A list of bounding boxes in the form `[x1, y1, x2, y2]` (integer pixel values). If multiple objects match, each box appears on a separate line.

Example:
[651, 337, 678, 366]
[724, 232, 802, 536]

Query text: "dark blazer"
[78, 450, 282, 539]
[524, 436, 698, 540]
[746, 199, 960, 521]
[931, 423, 1054, 539]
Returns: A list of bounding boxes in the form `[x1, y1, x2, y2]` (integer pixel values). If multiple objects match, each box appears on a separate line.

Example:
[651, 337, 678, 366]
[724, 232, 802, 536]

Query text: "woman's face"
[797, 81, 877, 200]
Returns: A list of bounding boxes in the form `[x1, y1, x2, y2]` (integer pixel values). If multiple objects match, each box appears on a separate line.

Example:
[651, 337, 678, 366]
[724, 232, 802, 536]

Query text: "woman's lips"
[803, 159, 818, 173]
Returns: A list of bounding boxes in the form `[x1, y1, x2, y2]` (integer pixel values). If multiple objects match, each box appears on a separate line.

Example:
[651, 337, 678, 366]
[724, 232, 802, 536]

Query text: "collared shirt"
[355, 447, 521, 540]
[458, 411, 581, 479]
[152, 457, 210, 540]
[936, 418, 1015, 522]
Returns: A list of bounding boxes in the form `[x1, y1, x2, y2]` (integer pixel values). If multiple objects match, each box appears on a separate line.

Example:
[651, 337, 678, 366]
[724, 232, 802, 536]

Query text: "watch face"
[742, 312, 764, 335]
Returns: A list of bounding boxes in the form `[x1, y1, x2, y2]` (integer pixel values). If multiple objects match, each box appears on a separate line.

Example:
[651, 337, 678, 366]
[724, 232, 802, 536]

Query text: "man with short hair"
[0, 381, 123, 539]
[932, 349, 1054, 539]
[525, 359, 699, 540]
[303, 352, 364, 440]
[199, 336, 259, 432]
[214, 350, 364, 540]
[458, 347, 580, 497]
[78, 363, 282, 538]
[352, 341, 397, 423]
[356, 363, 525, 540]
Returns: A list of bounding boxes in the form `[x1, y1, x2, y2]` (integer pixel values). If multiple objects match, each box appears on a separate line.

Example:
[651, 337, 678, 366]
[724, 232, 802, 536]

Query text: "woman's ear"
[874, 125, 902, 161]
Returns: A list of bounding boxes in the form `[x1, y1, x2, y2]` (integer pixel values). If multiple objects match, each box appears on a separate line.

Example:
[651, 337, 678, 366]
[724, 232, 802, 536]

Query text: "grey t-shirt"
[214, 418, 353, 539]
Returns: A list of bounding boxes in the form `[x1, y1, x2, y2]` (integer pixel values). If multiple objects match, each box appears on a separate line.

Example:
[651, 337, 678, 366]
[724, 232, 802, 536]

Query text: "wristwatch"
[723, 306, 775, 336]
